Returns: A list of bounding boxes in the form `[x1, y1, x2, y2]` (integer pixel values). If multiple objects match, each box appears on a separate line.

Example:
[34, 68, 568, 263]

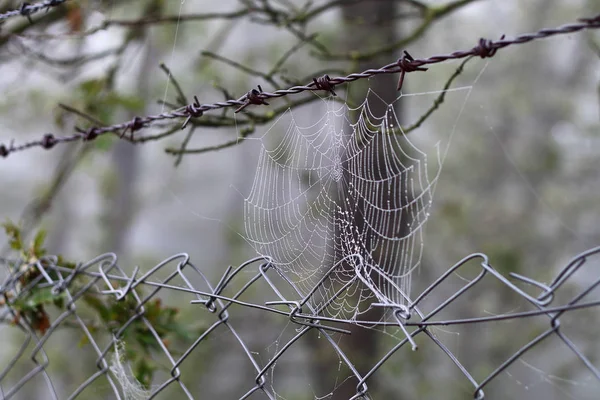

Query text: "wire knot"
[313, 75, 337, 96]
[182, 95, 203, 130]
[122, 116, 145, 139]
[396, 51, 427, 91]
[473, 35, 504, 58]
[41, 133, 56, 149]
[20, 3, 33, 23]
[235, 85, 269, 113]
[76, 127, 99, 141]
[0, 144, 8, 158]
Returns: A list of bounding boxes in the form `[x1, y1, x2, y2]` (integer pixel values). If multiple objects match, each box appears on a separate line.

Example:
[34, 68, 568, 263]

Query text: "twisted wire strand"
[1, 13, 599, 157]
[0, 0, 69, 21]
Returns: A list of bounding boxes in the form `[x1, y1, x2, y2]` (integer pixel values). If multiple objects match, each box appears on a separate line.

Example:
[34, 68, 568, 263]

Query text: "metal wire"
[0, 0, 69, 22]
[1, 246, 599, 399]
[1, 13, 599, 158]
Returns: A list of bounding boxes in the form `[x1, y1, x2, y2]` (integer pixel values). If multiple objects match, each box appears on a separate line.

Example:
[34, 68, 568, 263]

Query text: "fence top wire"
[0, 0, 69, 22]
[1, 245, 600, 399]
[0, 13, 599, 158]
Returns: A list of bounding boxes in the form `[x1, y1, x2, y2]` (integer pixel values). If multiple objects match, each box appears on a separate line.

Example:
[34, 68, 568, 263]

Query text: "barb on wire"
[395, 50, 428, 91]
[181, 96, 203, 130]
[0, 0, 68, 22]
[235, 85, 270, 113]
[1, 13, 599, 158]
[313, 74, 337, 96]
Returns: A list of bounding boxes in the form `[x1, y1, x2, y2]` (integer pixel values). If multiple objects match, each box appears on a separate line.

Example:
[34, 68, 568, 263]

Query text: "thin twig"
[58, 104, 105, 127]
[403, 57, 472, 134]
[159, 63, 188, 105]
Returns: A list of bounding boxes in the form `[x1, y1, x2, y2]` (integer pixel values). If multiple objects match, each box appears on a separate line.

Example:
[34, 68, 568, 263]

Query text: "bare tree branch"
[2, 13, 598, 158]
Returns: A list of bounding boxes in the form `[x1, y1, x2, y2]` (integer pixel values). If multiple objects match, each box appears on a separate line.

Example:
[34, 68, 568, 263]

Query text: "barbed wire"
[1, 245, 599, 399]
[1, 13, 599, 158]
[0, 0, 69, 22]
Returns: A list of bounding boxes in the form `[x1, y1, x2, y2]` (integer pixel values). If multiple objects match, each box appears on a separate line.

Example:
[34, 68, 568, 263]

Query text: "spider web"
[240, 87, 467, 319]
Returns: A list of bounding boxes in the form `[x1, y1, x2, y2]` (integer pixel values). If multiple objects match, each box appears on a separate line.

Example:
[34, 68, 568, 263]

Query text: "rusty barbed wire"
[0, 13, 599, 158]
[0, 0, 69, 22]
[1, 245, 599, 399]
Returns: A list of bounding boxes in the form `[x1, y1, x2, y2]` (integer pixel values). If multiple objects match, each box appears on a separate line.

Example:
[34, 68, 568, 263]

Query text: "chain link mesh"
[1, 246, 599, 399]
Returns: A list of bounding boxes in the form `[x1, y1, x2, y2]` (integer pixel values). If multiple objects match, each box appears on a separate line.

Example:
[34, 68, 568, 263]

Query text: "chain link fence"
[1, 245, 599, 399]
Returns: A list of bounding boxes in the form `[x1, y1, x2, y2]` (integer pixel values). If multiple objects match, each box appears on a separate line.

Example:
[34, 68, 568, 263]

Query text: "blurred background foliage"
[0, 0, 599, 399]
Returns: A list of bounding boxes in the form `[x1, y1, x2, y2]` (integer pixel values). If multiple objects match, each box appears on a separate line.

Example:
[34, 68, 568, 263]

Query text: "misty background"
[1, 0, 599, 399]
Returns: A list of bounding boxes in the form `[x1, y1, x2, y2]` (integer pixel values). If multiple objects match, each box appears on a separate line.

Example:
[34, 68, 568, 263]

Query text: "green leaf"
[13, 288, 66, 311]
[94, 135, 115, 152]
[136, 328, 159, 350]
[82, 294, 112, 322]
[2, 220, 23, 251]
[106, 93, 145, 113]
[79, 79, 105, 100]
[32, 229, 47, 257]
[134, 358, 155, 389]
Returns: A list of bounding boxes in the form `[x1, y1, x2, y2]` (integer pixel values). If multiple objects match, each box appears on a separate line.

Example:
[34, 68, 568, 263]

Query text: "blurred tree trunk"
[310, 2, 402, 399]
[102, 2, 163, 256]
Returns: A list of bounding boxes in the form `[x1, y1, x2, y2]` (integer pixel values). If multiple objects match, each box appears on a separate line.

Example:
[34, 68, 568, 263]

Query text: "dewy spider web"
[241, 85, 470, 319]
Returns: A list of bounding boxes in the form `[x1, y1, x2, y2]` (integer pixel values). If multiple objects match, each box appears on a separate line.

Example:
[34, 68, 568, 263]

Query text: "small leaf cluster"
[2, 221, 203, 388]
